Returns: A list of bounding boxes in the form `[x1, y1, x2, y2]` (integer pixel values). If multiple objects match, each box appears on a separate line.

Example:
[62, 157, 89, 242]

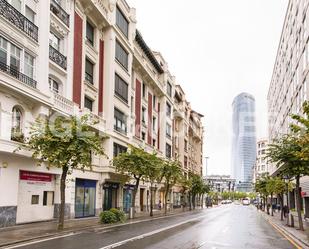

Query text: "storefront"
[123, 185, 135, 213]
[103, 182, 119, 210]
[16, 170, 55, 224]
[75, 178, 96, 218]
[173, 192, 181, 208]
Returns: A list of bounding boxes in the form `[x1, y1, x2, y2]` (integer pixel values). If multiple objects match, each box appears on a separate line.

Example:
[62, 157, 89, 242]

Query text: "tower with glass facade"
[231, 93, 256, 192]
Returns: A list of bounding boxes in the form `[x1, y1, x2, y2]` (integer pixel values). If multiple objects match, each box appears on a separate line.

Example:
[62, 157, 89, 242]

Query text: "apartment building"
[267, 0, 309, 217]
[173, 85, 204, 206]
[0, 0, 204, 227]
[252, 139, 269, 184]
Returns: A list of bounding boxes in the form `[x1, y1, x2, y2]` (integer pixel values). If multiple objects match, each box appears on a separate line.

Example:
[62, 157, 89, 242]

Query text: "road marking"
[4, 232, 77, 249]
[98, 214, 208, 249]
[268, 220, 302, 249]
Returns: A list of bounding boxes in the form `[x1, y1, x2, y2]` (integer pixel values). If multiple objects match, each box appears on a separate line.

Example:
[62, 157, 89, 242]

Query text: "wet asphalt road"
[11, 204, 295, 249]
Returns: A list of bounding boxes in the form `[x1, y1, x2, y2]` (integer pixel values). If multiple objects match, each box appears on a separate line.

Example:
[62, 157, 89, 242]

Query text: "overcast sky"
[127, 0, 288, 175]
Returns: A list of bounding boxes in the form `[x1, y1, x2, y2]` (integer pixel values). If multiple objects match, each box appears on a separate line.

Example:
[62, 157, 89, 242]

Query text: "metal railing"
[49, 45, 67, 70]
[0, 61, 37, 88]
[50, 0, 70, 27]
[0, 0, 38, 41]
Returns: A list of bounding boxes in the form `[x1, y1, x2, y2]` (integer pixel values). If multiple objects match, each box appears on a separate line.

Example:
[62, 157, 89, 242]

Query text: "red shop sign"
[301, 191, 307, 197]
[20, 170, 53, 182]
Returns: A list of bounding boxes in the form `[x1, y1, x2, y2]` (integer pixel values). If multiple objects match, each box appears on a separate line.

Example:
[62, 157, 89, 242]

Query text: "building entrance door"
[75, 179, 96, 218]
[140, 188, 144, 211]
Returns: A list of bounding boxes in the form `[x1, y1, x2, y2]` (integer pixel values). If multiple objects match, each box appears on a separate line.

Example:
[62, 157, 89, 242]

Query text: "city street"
[7, 205, 296, 249]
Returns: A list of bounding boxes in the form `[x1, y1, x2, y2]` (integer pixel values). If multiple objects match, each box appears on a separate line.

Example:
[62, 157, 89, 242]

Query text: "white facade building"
[0, 0, 204, 227]
[267, 0, 309, 218]
[252, 139, 269, 184]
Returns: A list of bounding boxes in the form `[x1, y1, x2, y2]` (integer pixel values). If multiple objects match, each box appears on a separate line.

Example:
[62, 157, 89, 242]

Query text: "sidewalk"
[0, 207, 208, 248]
[258, 208, 309, 249]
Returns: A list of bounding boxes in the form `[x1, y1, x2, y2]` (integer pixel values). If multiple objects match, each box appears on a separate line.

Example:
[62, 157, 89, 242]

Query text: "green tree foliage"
[19, 115, 105, 230]
[160, 159, 183, 214]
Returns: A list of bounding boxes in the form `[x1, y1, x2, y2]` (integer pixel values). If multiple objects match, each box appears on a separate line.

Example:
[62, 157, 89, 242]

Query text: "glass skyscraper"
[231, 93, 256, 192]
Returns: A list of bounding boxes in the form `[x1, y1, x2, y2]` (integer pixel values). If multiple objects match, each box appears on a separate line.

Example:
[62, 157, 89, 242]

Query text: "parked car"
[242, 198, 250, 206]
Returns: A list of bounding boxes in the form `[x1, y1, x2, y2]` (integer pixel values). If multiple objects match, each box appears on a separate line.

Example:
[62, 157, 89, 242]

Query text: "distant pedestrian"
[158, 200, 162, 210]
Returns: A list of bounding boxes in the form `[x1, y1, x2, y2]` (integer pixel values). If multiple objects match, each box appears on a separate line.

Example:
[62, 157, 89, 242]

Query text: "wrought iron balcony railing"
[50, 0, 69, 27]
[0, 61, 37, 88]
[49, 45, 67, 70]
[0, 0, 38, 41]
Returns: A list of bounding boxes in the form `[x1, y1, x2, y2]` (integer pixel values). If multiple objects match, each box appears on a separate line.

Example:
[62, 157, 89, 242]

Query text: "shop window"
[43, 191, 54, 206]
[31, 195, 39, 205]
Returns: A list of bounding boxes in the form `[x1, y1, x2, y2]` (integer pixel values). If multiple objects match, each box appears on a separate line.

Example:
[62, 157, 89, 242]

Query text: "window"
[84, 96, 93, 111]
[25, 6, 35, 23]
[11, 106, 23, 141]
[167, 82, 172, 97]
[43, 191, 54, 206]
[0, 36, 8, 66]
[114, 108, 127, 134]
[166, 143, 172, 158]
[11, 0, 21, 11]
[166, 102, 172, 117]
[24, 52, 34, 78]
[113, 143, 127, 157]
[166, 123, 171, 138]
[142, 132, 146, 141]
[152, 139, 156, 147]
[115, 74, 128, 102]
[142, 83, 146, 98]
[31, 195, 39, 205]
[153, 95, 156, 109]
[115, 41, 128, 69]
[10, 43, 21, 73]
[152, 117, 156, 132]
[184, 156, 188, 168]
[184, 140, 188, 151]
[85, 58, 94, 84]
[49, 78, 59, 93]
[86, 21, 94, 45]
[142, 107, 146, 124]
[116, 7, 129, 37]
[49, 32, 60, 51]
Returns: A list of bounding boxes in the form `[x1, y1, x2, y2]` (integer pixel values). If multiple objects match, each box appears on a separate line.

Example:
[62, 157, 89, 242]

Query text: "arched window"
[49, 77, 60, 93]
[11, 106, 23, 142]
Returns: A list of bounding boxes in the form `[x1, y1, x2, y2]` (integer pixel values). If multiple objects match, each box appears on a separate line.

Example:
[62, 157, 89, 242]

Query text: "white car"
[242, 198, 250, 205]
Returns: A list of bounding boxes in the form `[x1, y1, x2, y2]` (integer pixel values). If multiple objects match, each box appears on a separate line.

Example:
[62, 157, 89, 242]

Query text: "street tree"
[160, 159, 183, 214]
[255, 175, 269, 211]
[266, 133, 308, 230]
[144, 153, 164, 216]
[189, 174, 204, 209]
[112, 146, 150, 217]
[266, 177, 277, 216]
[19, 115, 105, 230]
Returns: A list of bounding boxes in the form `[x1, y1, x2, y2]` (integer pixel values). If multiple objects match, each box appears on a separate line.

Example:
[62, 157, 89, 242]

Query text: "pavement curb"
[258, 210, 309, 249]
[0, 209, 205, 248]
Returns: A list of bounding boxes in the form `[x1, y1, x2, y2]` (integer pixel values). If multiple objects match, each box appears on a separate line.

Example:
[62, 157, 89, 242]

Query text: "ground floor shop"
[0, 154, 187, 227]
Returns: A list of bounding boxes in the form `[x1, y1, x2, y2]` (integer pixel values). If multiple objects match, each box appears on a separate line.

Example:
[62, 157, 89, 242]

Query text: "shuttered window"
[115, 74, 128, 102]
[116, 7, 129, 37]
[115, 41, 128, 70]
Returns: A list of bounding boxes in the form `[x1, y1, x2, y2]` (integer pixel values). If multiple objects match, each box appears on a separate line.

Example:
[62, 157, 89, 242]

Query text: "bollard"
[129, 207, 134, 219]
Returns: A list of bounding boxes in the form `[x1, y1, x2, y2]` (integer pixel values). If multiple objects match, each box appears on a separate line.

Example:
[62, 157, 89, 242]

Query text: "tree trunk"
[150, 183, 153, 217]
[271, 194, 274, 216]
[279, 194, 284, 221]
[58, 166, 68, 230]
[193, 194, 196, 209]
[164, 183, 170, 215]
[189, 192, 192, 211]
[131, 177, 140, 218]
[201, 194, 204, 209]
[295, 176, 304, 231]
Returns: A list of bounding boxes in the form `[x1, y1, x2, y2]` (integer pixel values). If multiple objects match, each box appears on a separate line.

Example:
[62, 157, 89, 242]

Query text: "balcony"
[50, 0, 70, 27]
[0, 0, 38, 41]
[0, 61, 37, 88]
[49, 45, 67, 70]
[52, 92, 74, 114]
